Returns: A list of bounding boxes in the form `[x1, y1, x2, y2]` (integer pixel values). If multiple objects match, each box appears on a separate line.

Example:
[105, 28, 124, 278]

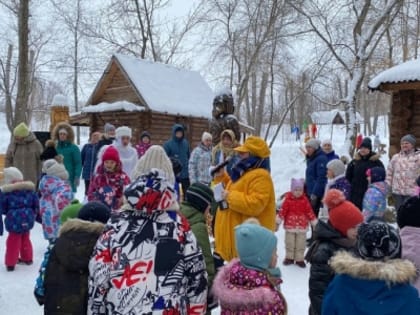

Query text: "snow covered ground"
[0, 114, 389, 314]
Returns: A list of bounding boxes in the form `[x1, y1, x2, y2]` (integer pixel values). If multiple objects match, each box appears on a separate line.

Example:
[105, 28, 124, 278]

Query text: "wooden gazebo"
[368, 59, 420, 157]
[70, 53, 213, 146]
[310, 110, 364, 138]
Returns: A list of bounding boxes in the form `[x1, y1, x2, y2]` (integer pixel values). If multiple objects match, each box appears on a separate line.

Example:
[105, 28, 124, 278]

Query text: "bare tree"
[0, 0, 36, 132]
[204, 0, 303, 135]
[289, 0, 403, 154]
[83, 0, 204, 64]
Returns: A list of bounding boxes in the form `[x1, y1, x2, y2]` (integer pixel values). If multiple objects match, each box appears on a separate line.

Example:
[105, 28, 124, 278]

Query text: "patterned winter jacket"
[0, 181, 39, 234]
[325, 175, 351, 201]
[88, 172, 207, 315]
[362, 181, 387, 222]
[189, 143, 213, 185]
[386, 149, 420, 196]
[212, 259, 287, 315]
[136, 142, 151, 159]
[39, 175, 73, 241]
[278, 192, 317, 232]
[87, 166, 130, 212]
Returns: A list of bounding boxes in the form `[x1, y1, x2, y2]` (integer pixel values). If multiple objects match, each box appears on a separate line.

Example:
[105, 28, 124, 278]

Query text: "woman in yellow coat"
[213, 136, 276, 262]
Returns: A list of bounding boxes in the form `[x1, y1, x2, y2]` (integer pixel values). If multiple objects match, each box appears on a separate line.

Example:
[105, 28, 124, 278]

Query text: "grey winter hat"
[104, 123, 116, 134]
[42, 159, 69, 181]
[305, 138, 321, 150]
[327, 159, 346, 177]
[401, 134, 416, 147]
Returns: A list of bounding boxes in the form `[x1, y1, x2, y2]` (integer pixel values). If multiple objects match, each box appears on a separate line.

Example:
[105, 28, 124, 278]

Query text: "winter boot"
[6, 266, 15, 271]
[295, 261, 306, 268]
[283, 258, 294, 266]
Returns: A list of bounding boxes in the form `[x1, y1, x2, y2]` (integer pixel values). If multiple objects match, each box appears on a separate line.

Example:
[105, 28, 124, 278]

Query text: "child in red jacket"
[277, 178, 317, 268]
[88, 145, 130, 212]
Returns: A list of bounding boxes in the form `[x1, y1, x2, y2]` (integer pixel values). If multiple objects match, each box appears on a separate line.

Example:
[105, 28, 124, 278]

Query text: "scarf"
[230, 156, 270, 182]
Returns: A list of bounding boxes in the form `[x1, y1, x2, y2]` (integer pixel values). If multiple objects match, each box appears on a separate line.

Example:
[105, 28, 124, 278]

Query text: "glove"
[310, 194, 319, 208]
[310, 219, 318, 228]
[74, 177, 80, 188]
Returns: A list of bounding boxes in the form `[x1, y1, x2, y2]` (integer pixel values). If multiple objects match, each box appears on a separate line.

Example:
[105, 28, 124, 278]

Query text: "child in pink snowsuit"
[88, 145, 130, 211]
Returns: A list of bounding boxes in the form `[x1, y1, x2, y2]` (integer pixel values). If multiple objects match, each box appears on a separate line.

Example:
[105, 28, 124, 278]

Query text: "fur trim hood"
[1, 181, 35, 193]
[59, 218, 105, 237]
[354, 151, 381, 161]
[330, 251, 417, 285]
[212, 259, 283, 309]
[52, 122, 75, 143]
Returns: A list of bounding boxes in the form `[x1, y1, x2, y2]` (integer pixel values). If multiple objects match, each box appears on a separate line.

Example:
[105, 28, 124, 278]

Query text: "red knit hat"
[102, 145, 120, 163]
[323, 189, 363, 236]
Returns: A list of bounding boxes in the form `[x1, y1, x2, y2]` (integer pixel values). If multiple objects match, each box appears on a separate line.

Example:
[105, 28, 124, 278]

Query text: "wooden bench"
[0, 154, 5, 183]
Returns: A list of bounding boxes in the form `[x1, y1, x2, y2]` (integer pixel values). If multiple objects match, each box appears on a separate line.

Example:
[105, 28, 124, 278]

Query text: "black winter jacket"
[44, 219, 104, 315]
[305, 220, 356, 315]
[345, 151, 384, 210]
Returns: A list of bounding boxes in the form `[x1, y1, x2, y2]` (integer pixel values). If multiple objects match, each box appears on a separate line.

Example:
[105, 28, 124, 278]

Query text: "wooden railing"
[0, 154, 5, 183]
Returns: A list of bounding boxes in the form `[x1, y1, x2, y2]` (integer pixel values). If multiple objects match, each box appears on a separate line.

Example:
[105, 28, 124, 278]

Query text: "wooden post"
[50, 106, 70, 133]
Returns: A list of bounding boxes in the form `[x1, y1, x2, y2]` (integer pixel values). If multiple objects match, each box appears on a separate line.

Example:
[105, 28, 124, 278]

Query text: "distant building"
[368, 59, 420, 157]
[70, 53, 213, 145]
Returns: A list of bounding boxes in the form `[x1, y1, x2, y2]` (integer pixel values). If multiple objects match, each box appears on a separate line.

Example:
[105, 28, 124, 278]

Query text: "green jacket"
[52, 122, 82, 192]
[180, 202, 215, 289]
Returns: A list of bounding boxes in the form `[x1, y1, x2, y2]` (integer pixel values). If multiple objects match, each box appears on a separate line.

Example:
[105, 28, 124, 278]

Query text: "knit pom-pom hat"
[324, 189, 363, 236]
[323, 188, 346, 209]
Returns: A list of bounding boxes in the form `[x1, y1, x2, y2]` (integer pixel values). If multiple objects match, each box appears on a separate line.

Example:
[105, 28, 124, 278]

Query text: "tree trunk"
[4, 44, 14, 132]
[255, 71, 269, 136]
[14, 0, 30, 128]
[74, 0, 80, 144]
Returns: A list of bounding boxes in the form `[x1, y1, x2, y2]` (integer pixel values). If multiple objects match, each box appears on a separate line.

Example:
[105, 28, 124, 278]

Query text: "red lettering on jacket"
[112, 260, 154, 289]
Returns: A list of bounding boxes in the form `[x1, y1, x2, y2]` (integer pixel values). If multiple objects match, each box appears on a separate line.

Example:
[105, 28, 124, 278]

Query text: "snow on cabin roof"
[81, 100, 145, 113]
[368, 59, 420, 89]
[51, 94, 69, 106]
[311, 110, 363, 125]
[114, 53, 213, 119]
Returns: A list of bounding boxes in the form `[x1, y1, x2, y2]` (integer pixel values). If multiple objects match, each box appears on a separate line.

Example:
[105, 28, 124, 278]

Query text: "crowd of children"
[2, 129, 420, 315]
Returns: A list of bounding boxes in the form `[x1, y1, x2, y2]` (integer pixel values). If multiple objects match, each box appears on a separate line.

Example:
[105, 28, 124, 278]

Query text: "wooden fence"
[0, 154, 5, 183]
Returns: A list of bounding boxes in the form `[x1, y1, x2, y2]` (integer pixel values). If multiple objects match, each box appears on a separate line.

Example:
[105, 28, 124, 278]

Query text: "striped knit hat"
[185, 183, 215, 212]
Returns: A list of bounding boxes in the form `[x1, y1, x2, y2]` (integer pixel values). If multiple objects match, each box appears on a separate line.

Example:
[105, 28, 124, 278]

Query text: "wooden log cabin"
[368, 59, 420, 157]
[70, 53, 214, 146]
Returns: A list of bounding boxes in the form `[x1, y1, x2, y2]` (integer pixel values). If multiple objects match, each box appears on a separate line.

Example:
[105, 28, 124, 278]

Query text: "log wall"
[389, 90, 420, 157]
[90, 111, 210, 148]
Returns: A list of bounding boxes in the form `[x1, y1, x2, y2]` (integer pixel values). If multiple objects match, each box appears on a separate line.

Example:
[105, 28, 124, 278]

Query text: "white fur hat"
[321, 139, 332, 146]
[42, 159, 69, 180]
[116, 126, 132, 138]
[4, 167, 23, 184]
[202, 131, 212, 142]
[132, 145, 175, 185]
